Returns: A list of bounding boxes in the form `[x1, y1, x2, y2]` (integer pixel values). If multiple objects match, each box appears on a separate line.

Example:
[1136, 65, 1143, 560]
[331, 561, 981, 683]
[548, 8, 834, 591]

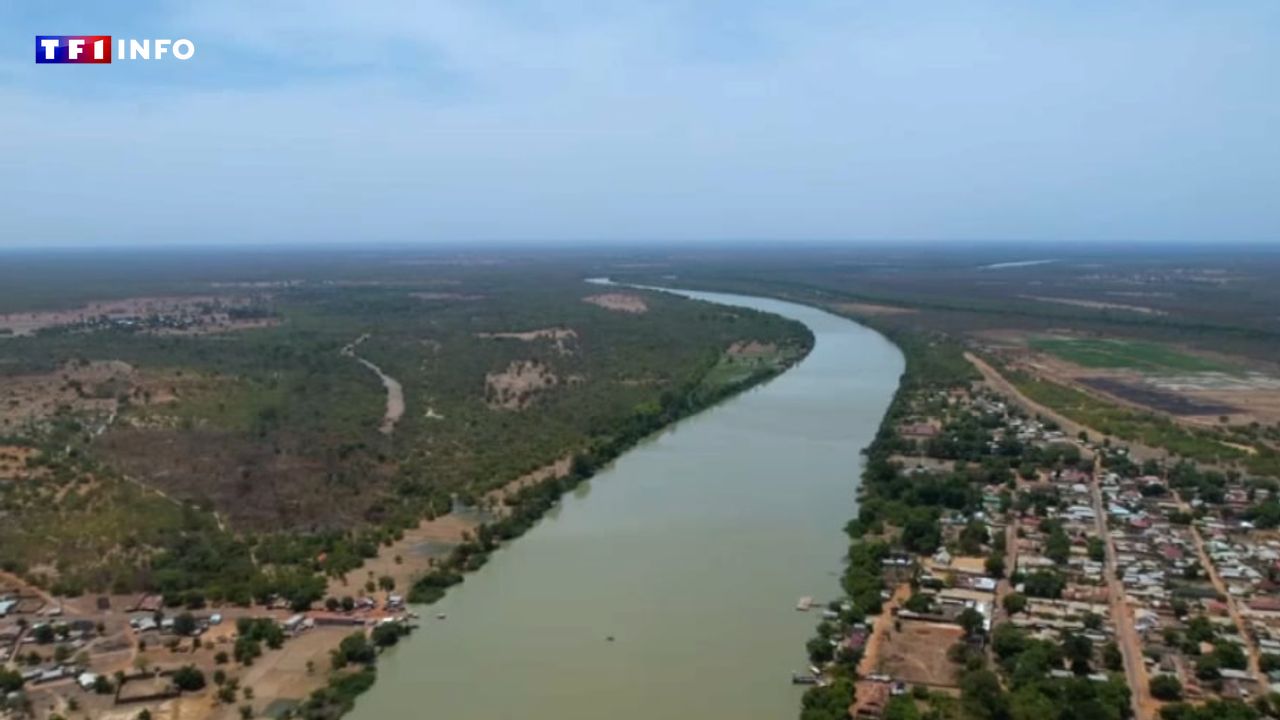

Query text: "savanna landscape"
[6, 243, 1280, 720]
[0, 247, 811, 720]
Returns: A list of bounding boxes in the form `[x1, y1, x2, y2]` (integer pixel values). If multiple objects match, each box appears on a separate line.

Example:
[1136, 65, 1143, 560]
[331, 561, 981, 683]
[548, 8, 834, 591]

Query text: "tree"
[234, 636, 262, 665]
[371, 622, 407, 648]
[986, 552, 1006, 579]
[0, 667, 23, 693]
[1151, 674, 1183, 701]
[1061, 632, 1093, 674]
[378, 575, 396, 592]
[884, 695, 921, 720]
[958, 607, 985, 637]
[959, 520, 989, 555]
[1103, 642, 1123, 672]
[1214, 641, 1248, 670]
[1045, 527, 1071, 564]
[1002, 593, 1027, 615]
[992, 623, 1029, 660]
[173, 612, 197, 637]
[901, 515, 941, 554]
[800, 679, 854, 720]
[332, 632, 377, 668]
[807, 636, 834, 664]
[172, 665, 206, 692]
[904, 593, 933, 614]
[32, 624, 55, 644]
[1087, 537, 1106, 562]
[1022, 570, 1065, 599]
[960, 669, 1008, 720]
[1195, 653, 1222, 681]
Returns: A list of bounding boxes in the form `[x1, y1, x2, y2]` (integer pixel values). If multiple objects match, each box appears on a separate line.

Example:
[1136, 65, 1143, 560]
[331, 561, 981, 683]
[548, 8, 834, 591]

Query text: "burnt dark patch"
[1079, 377, 1238, 416]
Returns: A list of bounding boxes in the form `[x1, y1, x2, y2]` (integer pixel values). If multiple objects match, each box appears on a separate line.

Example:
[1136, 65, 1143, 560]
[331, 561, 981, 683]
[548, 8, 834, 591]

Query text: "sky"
[2, 1, 1278, 247]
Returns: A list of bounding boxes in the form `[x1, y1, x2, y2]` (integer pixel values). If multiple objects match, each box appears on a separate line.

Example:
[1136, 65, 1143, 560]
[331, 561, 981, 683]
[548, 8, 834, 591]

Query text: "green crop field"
[1028, 337, 1234, 373]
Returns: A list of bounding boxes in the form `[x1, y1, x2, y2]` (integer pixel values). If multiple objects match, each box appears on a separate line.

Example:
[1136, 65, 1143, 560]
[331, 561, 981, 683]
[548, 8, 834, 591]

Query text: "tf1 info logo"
[35, 36, 196, 64]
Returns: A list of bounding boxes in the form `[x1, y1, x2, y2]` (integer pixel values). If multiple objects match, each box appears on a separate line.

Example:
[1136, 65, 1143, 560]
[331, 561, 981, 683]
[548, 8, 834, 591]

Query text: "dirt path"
[341, 335, 405, 435]
[1176, 491, 1266, 686]
[1089, 455, 1152, 720]
[857, 583, 910, 676]
[991, 522, 1019, 632]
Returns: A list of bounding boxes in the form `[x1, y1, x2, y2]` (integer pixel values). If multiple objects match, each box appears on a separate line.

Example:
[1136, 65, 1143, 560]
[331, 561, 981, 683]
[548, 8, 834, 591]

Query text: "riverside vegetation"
[0, 249, 811, 718]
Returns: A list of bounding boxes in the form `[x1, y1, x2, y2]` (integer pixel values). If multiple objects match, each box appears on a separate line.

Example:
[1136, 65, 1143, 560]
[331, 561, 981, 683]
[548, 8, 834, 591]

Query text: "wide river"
[349, 288, 904, 720]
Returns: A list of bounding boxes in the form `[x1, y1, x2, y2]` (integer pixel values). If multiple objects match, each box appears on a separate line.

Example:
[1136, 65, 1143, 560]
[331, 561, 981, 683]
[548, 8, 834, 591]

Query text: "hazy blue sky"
[2, 1, 1277, 246]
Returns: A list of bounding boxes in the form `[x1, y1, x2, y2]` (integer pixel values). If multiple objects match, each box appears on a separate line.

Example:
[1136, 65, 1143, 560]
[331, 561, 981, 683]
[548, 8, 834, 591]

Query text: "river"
[347, 288, 904, 720]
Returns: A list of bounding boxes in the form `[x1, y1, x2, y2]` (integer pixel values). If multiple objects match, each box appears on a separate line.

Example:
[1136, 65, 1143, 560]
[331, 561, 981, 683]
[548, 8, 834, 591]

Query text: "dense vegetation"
[0, 253, 811, 603]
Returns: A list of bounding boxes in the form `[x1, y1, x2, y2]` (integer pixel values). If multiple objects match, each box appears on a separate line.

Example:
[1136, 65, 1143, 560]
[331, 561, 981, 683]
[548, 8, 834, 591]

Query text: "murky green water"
[348, 289, 903, 720]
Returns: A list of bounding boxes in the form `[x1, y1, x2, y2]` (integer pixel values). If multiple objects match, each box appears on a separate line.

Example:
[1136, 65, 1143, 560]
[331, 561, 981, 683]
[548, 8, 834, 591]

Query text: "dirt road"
[857, 583, 911, 677]
[1088, 456, 1152, 720]
[965, 352, 1167, 463]
[341, 334, 405, 435]
[1176, 492, 1266, 686]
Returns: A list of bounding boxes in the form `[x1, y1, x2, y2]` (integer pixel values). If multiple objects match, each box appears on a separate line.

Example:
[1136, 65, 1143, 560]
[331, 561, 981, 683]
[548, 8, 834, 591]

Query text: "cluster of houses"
[1005, 468, 1118, 672]
[1099, 469, 1280, 702]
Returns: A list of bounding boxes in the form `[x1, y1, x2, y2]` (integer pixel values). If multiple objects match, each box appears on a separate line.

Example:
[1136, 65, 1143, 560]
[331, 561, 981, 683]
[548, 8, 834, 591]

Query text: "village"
[0, 574, 416, 720]
[798, 359, 1280, 720]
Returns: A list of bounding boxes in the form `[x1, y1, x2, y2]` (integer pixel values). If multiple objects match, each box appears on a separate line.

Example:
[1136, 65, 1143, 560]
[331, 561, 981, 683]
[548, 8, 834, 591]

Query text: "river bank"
[342, 288, 903, 720]
[205, 288, 819, 720]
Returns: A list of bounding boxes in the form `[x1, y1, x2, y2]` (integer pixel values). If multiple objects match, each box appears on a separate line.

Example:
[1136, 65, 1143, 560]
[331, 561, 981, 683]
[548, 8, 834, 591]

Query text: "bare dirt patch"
[0, 445, 38, 479]
[1019, 295, 1167, 315]
[328, 454, 574, 597]
[0, 295, 274, 337]
[225, 626, 352, 718]
[476, 327, 578, 355]
[583, 293, 648, 314]
[485, 361, 559, 410]
[727, 340, 778, 359]
[831, 302, 916, 317]
[410, 292, 483, 301]
[875, 619, 964, 688]
[0, 360, 133, 430]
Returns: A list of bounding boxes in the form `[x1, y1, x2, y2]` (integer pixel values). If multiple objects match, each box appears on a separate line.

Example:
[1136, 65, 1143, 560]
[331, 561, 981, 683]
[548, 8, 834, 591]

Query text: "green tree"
[960, 669, 1009, 720]
[172, 665, 206, 691]
[1150, 674, 1183, 701]
[173, 612, 198, 637]
[1002, 592, 1027, 615]
[0, 667, 23, 693]
[800, 679, 854, 720]
[958, 607, 986, 637]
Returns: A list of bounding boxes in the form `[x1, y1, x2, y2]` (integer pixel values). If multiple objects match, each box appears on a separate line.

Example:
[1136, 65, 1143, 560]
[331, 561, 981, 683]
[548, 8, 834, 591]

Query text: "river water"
[348, 289, 903, 720]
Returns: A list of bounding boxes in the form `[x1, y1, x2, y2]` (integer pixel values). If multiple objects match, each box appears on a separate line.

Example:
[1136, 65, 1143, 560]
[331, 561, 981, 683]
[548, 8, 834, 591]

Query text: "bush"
[1002, 593, 1027, 615]
[1150, 674, 1182, 701]
[371, 622, 409, 648]
[172, 665, 206, 692]
[332, 632, 377, 669]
